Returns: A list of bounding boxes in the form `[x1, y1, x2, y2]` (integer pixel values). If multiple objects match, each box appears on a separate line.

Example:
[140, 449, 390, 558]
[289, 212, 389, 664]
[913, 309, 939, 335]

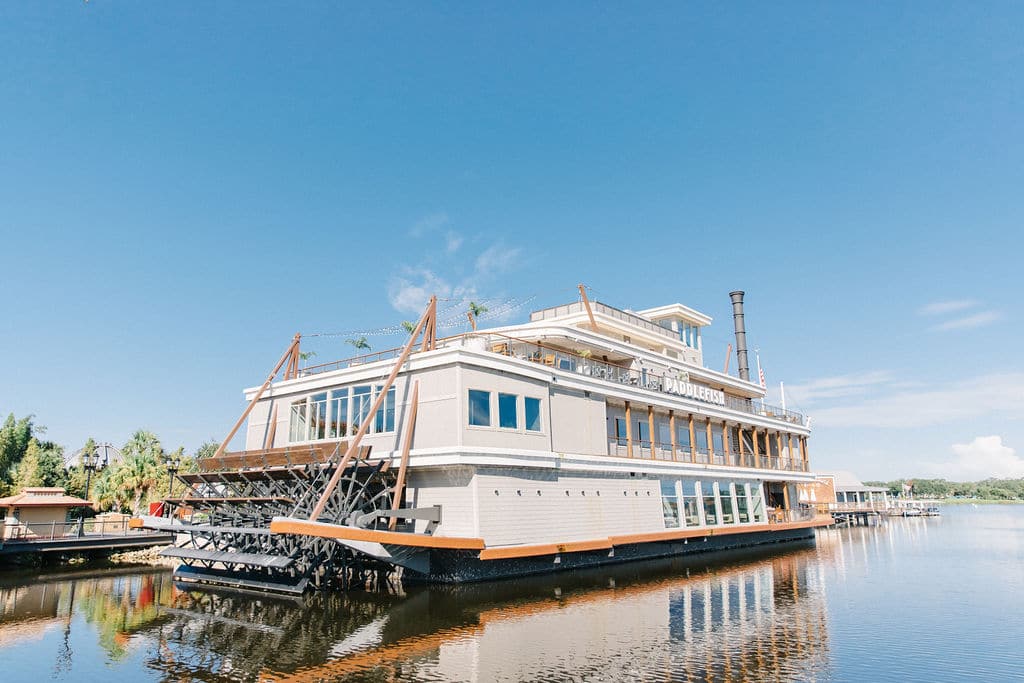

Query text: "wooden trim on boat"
[478, 538, 613, 560]
[481, 515, 833, 561]
[268, 517, 486, 550]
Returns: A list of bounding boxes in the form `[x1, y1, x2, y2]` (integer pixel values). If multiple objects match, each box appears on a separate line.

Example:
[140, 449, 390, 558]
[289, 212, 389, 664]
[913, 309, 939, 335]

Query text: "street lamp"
[82, 449, 101, 502]
[163, 452, 182, 497]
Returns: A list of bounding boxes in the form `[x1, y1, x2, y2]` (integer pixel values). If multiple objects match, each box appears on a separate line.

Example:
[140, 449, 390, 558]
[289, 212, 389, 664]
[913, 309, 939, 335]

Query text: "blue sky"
[1, 4, 1021, 480]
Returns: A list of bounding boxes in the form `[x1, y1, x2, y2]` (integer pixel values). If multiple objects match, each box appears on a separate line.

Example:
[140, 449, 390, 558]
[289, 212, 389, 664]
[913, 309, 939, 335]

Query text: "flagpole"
[780, 380, 786, 411]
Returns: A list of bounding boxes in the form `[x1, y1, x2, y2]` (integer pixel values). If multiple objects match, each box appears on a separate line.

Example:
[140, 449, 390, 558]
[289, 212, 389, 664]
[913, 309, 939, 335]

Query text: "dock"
[0, 518, 173, 560]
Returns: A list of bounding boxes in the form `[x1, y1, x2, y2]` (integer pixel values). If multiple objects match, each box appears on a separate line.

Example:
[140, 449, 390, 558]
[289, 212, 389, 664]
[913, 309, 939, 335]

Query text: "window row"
[468, 390, 543, 432]
[289, 385, 396, 442]
[661, 479, 767, 529]
[611, 416, 801, 457]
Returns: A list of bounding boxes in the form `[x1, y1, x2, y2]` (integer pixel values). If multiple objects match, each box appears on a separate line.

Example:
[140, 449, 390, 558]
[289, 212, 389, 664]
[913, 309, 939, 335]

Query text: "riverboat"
[136, 288, 831, 593]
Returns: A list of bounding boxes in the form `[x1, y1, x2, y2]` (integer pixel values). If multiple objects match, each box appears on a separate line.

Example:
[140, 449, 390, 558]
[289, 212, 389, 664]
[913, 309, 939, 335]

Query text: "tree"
[113, 430, 165, 514]
[346, 337, 370, 351]
[0, 413, 36, 494]
[467, 302, 488, 330]
[194, 440, 218, 460]
[13, 438, 67, 489]
[401, 321, 416, 335]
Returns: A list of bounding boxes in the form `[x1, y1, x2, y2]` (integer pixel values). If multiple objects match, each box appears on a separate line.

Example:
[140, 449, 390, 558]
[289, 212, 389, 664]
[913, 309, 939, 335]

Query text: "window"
[374, 386, 396, 433]
[468, 390, 491, 426]
[676, 421, 691, 452]
[329, 388, 349, 438]
[289, 384, 396, 442]
[736, 483, 751, 523]
[525, 397, 542, 432]
[700, 482, 718, 525]
[681, 480, 701, 527]
[661, 479, 680, 528]
[498, 393, 518, 429]
[635, 420, 650, 448]
[719, 482, 736, 523]
[613, 417, 627, 445]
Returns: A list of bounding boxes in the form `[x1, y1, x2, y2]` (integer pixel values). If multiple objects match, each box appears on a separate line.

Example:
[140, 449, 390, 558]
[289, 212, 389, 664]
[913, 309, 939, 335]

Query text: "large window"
[525, 397, 542, 432]
[289, 384, 396, 443]
[661, 479, 680, 528]
[719, 482, 736, 523]
[681, 480, 701, 527]
[700, 481, 718, 525]
[468, 390, 491, 427]
[498, 393, 518, 429]
[736, 483, 751, 523]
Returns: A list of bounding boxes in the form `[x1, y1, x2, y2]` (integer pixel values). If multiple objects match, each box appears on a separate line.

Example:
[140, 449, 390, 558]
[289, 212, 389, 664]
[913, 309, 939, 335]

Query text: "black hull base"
[404, 527, 817, 584]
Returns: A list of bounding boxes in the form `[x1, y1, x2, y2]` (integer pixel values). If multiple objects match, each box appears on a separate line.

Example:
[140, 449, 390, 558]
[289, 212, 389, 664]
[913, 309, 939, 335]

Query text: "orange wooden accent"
[800, 436, 808, 471]
[788, 433, 795, 468]
[669, 410, 677, 461]
[389, 380, 419, 530]
[269, 517, 485, 550]
[688, 413, 696, 463]
[776, 432, 784, 467]
[723, 421, 730, 464]
[753, 427, 761, 468]
[200, 442, 343, 472]
[724, 342, 732, 374]
[263, 405, 279, 450]
[706, 418, 714, 461]
[479, 538, 613, 560]
[213, 333, 301, 460]
[624, 400, 633, 458]
[128, 518, 144, 529]
[647, 405, 655, 457]
[310, 296, 436, 520]
[739, 426, 746, 462]
[578, 283, 598, 331]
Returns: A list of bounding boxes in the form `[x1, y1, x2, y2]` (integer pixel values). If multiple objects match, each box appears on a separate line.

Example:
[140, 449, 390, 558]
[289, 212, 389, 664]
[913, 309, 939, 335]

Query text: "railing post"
[50, 521, 56, 540]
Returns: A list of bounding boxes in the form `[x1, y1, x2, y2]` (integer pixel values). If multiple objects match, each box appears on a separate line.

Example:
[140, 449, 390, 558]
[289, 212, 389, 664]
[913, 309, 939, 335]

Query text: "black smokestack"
[729, 291, 750, 381]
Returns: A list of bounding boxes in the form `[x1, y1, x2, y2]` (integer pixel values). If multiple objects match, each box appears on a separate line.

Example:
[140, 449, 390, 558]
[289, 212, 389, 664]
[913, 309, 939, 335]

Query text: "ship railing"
[1, 518, 154, 543]
[529, 300, 679, 342]
[769, 507, 817, 524]
[479, 332, 806, 426]
[604, 438, 809, 472]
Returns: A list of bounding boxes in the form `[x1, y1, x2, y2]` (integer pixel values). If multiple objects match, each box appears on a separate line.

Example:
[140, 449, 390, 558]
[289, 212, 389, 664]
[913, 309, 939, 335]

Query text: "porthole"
[494, 490, 499, 496]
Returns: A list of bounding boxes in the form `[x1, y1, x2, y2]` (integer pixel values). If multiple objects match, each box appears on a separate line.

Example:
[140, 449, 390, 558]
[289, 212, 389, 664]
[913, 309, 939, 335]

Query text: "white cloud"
[474, 243, 522, 275]
[782, 370, 893, 405]
[922, 436, 1024, 481]
[409, 212, 449, 237]
[387, 268, 452, 315]
[930, 311, 1003, 332]
[445, 231, 463, 254]
[807, 371, 1024, 429]
[918, 299, 977, 316]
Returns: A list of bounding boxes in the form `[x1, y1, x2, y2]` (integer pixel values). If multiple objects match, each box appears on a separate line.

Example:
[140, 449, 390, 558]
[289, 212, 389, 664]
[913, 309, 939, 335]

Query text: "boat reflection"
[0, 540, 831, 682]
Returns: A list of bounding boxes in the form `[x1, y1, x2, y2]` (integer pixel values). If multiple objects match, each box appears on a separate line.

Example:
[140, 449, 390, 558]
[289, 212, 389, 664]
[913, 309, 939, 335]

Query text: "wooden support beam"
[389, 380, 419, 530]
[578, 283, 598, 332]
[753, 427, 761, 468]
[739, 425, 746, 465]
[688, 413, 696, 464]
[782, 482, 791, 511]
[706, 418, 714, 462]
[723, 343, 732, 374]
[669, 410, 677, 461]
[723, 421, 731, 466]
[800, 436, 808, 471]
[788, 433, 795, 470]
[776, 431, 784, 469]
[310, 297, 435, 521]
[647, 405, 656, 459]
[214, 333, 301, 460]
[625, 400, 633, 458]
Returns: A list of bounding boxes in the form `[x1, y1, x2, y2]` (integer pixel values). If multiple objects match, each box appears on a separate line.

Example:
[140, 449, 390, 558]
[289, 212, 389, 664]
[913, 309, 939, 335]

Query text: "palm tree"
[401, 321, 416, 335]
[346, 337, 371, 351]
[116, 430, 164, 514]
[467, 301, 488, 331]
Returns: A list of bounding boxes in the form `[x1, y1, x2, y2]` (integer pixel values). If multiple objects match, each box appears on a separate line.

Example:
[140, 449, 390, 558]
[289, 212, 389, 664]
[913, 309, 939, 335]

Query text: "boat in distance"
[136, 287, 831, 593]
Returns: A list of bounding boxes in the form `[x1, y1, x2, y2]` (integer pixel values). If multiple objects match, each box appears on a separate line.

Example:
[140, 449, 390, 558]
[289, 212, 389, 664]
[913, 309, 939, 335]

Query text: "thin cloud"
[919, 436, 1024, 481]
[409, 212, 450, 238]
[808, 371, 1024, 429]
[782, 370, 894, 405]
[930, 311, 1002, 332]
[387, 268, 452, 314]
[918, 299, 977, 316]
[445, 231, 463, 254]
[474, 243, 523, 275]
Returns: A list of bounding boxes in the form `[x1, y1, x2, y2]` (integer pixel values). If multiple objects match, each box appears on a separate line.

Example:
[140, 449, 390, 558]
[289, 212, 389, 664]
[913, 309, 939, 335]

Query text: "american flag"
[759, 365, 766, 388]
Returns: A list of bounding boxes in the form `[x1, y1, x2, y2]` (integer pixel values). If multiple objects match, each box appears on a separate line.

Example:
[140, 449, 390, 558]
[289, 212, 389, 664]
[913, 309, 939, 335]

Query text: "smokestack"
[729, 291, 751, 381]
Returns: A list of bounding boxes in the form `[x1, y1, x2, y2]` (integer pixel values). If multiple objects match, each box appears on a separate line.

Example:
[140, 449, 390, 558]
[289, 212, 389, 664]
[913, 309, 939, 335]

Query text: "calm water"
[1, 505, 1022, 682]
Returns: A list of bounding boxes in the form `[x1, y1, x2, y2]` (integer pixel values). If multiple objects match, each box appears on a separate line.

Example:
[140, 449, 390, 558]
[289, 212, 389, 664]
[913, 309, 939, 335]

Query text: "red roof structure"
[0, 487, 93, 508]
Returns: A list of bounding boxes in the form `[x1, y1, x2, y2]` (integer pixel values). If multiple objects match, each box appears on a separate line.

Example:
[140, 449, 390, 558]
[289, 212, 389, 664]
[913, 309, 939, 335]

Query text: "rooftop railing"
[529, 300, 679, 341]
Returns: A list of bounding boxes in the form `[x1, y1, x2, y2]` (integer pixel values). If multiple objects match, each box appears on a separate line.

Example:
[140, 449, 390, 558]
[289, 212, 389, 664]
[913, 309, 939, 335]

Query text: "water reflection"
[0, 540, 834, 682]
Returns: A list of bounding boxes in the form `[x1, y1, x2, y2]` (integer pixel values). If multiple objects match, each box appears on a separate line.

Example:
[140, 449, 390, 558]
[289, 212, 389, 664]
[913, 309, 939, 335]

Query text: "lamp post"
[83, 449, 101, 502]
[163, 452, 181, 497]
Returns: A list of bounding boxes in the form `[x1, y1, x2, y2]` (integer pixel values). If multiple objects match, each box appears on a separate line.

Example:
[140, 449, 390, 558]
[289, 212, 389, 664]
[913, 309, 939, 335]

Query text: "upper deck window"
[498, 393, 518, 429]
[468, 390, 491, 426]
[289, 385, 395, 443]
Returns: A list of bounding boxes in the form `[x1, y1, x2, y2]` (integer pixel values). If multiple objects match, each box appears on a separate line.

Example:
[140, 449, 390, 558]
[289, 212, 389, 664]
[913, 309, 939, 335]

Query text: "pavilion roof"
[0, 487, 93, 508]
